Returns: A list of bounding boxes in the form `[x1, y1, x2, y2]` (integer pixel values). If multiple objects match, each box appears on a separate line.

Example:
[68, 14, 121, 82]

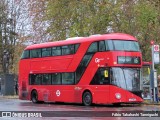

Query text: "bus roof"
[25, 33, 138, 50]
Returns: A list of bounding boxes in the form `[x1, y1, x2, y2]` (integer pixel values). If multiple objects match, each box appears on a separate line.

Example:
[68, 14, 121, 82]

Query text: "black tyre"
[82, 91, 92, 106]
[31, 90, 39, 103]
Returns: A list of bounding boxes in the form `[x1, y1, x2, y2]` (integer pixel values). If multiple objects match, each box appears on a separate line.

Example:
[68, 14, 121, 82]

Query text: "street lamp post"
[150, 40, 159, 103]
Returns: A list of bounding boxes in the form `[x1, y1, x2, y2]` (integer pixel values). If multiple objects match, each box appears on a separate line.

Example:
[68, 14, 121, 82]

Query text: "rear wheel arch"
[31, 89, 39, 103]
[82, 89, 93, 106]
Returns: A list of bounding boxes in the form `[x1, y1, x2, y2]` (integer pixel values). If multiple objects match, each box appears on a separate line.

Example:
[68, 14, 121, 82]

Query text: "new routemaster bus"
[19, 33, 143, 106]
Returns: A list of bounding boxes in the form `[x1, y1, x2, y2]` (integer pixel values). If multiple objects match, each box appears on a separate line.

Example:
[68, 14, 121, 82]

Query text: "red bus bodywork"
[19, 33, 143, 105]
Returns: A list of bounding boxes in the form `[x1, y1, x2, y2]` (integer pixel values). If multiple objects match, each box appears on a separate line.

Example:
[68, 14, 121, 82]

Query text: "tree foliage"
[0, 0, 17, 74]
[46, 0, 112, 40]
[45, 0, 160, 63]
[28, 0, 50, 43]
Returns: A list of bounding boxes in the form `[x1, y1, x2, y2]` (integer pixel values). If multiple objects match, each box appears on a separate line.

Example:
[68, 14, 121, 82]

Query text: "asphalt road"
[0, 98, 160, 120]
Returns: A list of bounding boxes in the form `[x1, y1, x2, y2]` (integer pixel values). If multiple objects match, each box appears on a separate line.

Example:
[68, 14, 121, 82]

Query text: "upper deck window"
[21, 44, 80, 59]
[62, 45, 74, 55]
[30, 49, 42, 58]
[52, 46, 61, 56]
[87, 42, 98, 53]
[21, 50, 30, 59]
[106, 40, 140, 51]
[42, 48, 52, 57]
[62, 44, 80, 55]
[99, 41, 106, 51]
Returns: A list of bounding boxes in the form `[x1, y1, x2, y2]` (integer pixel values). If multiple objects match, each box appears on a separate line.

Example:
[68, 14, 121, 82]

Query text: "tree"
[28, 0, 50, 43]
[0, 0, 17, 74]
[46, 0, 112, 40]
[0, 0, 31, 74]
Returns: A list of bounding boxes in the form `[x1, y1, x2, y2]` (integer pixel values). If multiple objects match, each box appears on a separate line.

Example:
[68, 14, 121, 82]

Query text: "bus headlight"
[115, 93, 121, 99]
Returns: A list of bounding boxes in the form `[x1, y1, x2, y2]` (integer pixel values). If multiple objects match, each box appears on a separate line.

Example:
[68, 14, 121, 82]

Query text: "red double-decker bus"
[19, 33, 143, 105]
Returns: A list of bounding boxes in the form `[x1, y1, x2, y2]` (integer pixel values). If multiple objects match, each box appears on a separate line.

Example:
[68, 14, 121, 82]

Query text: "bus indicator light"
[114, 62, 117, 64]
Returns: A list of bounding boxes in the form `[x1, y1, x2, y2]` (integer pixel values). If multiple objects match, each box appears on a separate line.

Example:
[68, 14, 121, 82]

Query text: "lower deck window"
[90, 68, 110, 85]
[52, 73, 61, 85]
[62, 73, 74, 85]
[29, 74, 42, 85]
[29, 72, 75, 85]
[42, 74, 52, 85]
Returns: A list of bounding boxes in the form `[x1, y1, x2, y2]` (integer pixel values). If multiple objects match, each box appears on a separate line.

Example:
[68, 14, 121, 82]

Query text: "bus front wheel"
[82, 91, 92, 106]
[31, 90, 38, 103]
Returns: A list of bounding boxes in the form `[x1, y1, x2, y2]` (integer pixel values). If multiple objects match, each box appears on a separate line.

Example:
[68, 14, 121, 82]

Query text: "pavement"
[0, 95, 160, 105]
[0, 95, 19, 99]
[142, 99, 160, 105]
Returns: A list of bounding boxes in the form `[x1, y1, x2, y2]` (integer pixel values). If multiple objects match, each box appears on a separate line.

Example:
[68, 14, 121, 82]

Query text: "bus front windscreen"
[106, 40, 140, 51]
[110, 67, 141, 91]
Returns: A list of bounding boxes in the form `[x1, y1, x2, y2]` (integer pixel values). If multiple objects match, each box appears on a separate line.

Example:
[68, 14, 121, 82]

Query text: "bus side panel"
[126, 91, 143, 103]
[109, 86, 127, 103]
[38, 87, 52, 102]
[29, 86, 53, 102]
[67, 42, 90, 71]
[51, 86, 75, 103]
[109, 86, 143, 103]
[19, 60, 30, 100]
[73, 86, 110, 104]
[90, 86, 110, 104]
[30, 56, 73, 72]
[74, 87, 83, 103]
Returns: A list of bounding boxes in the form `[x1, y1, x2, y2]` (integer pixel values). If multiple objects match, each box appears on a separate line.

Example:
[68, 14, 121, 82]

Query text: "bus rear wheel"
[82, 91, 92, 106]
[31, 90, 39, 103]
